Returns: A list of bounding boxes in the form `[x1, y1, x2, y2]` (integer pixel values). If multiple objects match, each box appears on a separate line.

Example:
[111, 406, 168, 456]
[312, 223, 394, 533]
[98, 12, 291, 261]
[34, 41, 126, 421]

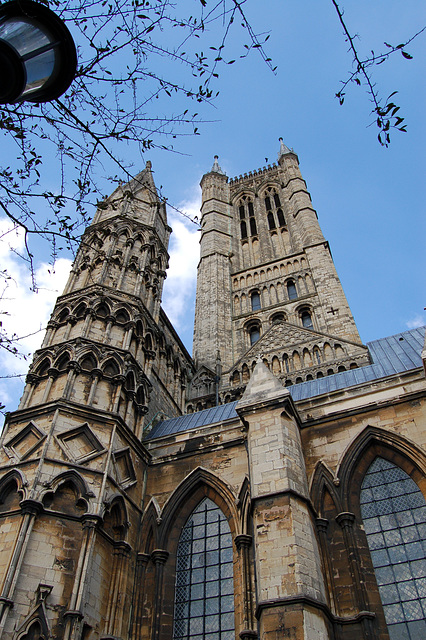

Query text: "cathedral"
[0, 140, 425, 640]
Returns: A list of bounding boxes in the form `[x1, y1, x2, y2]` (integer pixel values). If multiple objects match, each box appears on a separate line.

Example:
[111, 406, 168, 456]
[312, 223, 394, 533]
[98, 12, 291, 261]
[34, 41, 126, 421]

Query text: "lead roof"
[145, 326, 425, 441]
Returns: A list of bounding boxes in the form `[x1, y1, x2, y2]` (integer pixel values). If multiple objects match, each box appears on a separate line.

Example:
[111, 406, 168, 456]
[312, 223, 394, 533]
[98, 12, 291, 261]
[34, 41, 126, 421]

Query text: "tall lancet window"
[360, 457, 426, 639]
[173, 498, 235, 640]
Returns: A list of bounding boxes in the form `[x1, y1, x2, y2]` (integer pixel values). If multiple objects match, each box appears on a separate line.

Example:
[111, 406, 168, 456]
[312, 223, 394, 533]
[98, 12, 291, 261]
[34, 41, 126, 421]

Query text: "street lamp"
[0, 0, 77, 104]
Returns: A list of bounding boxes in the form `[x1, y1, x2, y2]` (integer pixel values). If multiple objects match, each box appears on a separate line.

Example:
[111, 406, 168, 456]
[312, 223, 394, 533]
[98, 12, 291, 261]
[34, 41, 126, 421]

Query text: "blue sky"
[0, 0, 425, 413]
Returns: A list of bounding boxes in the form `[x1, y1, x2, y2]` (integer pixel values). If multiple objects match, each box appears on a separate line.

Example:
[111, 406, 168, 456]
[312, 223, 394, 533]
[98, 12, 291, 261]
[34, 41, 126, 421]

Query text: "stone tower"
[0, 163, 192, 639]
[0, 146, 425, 640]
[189, 140, 370, 410]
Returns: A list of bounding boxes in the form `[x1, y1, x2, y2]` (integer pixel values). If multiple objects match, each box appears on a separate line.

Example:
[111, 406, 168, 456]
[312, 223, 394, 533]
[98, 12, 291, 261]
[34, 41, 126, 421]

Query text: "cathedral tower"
[0, 163, 192, 639]
[190, 141, 370, 409]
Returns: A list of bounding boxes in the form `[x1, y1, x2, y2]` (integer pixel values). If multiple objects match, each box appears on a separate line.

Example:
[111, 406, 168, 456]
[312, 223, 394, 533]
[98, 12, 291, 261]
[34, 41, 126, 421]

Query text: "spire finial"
[278, 137, 291, 159]
[211, 155, 225, 175]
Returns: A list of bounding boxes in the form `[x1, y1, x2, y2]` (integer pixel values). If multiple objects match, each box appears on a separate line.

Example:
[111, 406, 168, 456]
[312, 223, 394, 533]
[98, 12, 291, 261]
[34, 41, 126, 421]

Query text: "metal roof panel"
[145, 327, 425, 440]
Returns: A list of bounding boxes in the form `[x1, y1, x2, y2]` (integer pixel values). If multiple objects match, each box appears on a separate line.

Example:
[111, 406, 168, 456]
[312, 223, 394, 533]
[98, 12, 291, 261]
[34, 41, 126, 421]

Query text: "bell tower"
[190, 141, 370, 409]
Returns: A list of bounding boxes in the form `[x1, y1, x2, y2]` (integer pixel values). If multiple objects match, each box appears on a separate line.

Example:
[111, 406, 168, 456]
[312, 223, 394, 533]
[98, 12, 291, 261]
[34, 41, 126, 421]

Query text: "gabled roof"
[145, 326, 425, 440]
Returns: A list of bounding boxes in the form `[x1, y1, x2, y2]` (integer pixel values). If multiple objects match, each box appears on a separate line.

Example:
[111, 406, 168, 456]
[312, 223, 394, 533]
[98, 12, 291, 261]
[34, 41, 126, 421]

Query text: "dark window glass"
[249, 218, 257, 236]
[267, 213, 276, 230]
[287, 281, 297, 300]
[248, 201, 254, 217]
[361, 458, 426, 640]
[250, 327, 260, 345]
[265, 196, 272, 211]
[240, 221, 247, 239]
[277, 209, 286, 227]
[173, 498, 234, 640]
[301, 311, 313, 329]
[274, 193, 281, 208]
[251, 292, 261, 311]
[239, 205, 245, 220]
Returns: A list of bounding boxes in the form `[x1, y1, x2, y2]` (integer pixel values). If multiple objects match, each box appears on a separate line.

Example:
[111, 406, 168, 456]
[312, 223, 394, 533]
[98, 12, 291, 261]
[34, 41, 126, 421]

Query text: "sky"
[0, 0, 425, 414]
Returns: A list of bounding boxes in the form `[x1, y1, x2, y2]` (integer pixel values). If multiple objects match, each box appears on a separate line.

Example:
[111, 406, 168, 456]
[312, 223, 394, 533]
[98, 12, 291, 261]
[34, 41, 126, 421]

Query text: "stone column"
[18, 373, 39, 409]
[130, 552, 150, 640]
[63, 362, 81, 400]
[87, 368, 103, 405]
[0, 499, 43, 636]
[64, 515, 102, 640]
[151, 549, 169, 640]
[235, 534, 257, 640]
[315, 518, 337, 614]
[41, 320, 57, 347]
[103, 541, 132, 639]
[236, 360, 331, 640]
[336, 512, 375, 640]
[41, 367, 59, 403]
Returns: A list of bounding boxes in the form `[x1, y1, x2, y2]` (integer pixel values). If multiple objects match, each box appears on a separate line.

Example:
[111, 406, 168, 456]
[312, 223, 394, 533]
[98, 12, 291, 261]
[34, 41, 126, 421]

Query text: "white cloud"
[0, 193, 201, 411]
[406, 314, 426, 330]
[162, 191, 201, 331]
[0, 219, 71, 411]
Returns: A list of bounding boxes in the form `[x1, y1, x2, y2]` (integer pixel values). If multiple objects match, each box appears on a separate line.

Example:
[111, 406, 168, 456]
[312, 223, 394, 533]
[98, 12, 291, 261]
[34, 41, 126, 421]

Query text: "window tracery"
[173, 497, 235, 640]
[238, 196, 256, 238]
[264, 186, 286, 229]
[360, 457, 426, 639]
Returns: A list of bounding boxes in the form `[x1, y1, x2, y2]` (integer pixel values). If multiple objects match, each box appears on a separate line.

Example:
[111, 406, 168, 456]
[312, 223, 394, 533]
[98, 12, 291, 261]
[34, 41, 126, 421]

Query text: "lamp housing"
[0, 0, 77, 103]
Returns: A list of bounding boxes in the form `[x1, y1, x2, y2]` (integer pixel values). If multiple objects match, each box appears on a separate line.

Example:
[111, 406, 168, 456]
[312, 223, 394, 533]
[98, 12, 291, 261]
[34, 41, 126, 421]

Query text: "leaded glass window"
[251, 292, 261, 311]
[360, 457, 426, 640]
[173, 497, 235, 640]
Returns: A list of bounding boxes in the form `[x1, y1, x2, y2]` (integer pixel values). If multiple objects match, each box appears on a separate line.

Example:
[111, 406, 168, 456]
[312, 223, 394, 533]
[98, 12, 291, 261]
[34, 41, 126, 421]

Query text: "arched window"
[251, 291, 261, 311]
[287, 280, 297, 300]
[267, 212, 276, 230]
[301, 310, 313, 329]
[20, 620, 45, 640]
[249, 325, 260, 346]
[249, 217, 257, 236]
[283, 354, 290, 373]
[173, 498, 235, 640]
[273, 193, 281, 208]
[277, 209, 286, 227]
[271, 312, 285, 324]
[360, 457, 426, 639]
[239, 205, 245, 219]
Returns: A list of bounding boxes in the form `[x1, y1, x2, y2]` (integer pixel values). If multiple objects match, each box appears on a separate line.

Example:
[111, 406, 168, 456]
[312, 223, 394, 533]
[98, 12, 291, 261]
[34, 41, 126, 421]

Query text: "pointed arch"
[56, 307, 70, 323]
[158, 467, 240, 548]
[337, 426, 426, 513]
[310, 461, 343, 516]
[124, 370, 136, 391]
[102, 357, 121, 377]
[0, 468, 28, 507]
[95, 301, 111, 318]
[237, 476, 252, 536]
[34, 356, 51, 377]
[16, 614, 49, 640]
[41, 469, 94, 513]
[55, 352, 71, 371]
[115, 307, 131, 324]
[139, 497, 162, 552]
[79, 352, 98, 371]
[74, 301, 87, 318]
[102, 495, 129, 541]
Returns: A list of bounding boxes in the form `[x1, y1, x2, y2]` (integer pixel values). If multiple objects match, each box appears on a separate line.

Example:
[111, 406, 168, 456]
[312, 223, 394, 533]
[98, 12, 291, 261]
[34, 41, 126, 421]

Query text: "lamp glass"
[23, 48, 55, 96]
[0, 17, 53, 55]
